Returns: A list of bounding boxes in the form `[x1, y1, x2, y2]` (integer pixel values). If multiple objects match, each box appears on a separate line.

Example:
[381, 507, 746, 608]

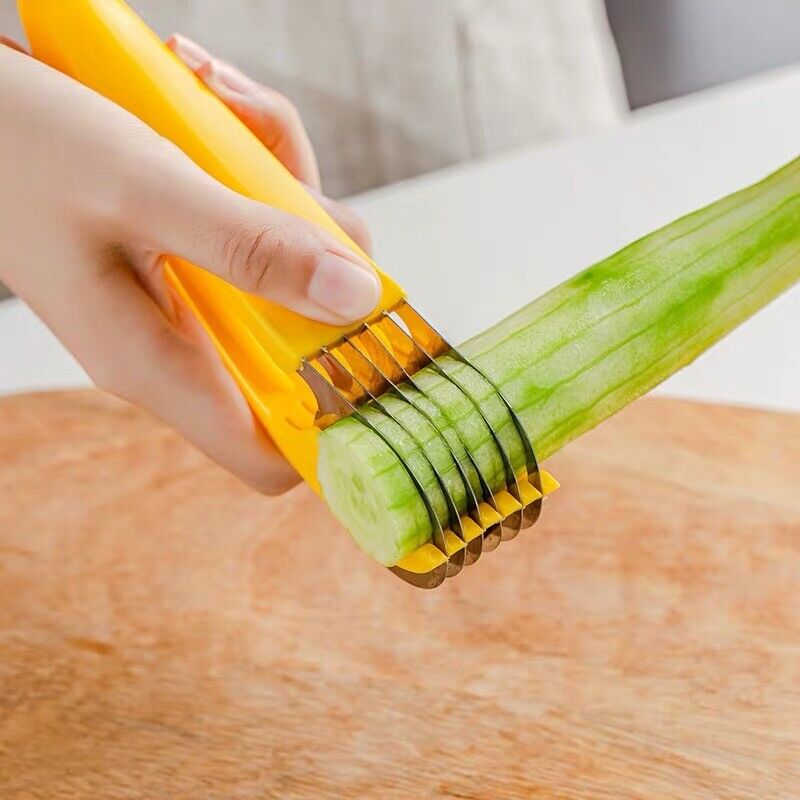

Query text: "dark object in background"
[607, 0, 800, 108]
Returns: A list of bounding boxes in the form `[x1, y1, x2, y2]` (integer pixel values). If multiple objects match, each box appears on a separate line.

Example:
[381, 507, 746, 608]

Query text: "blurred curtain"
[0, 0, 626, 299]
[1, 0, 625, 196]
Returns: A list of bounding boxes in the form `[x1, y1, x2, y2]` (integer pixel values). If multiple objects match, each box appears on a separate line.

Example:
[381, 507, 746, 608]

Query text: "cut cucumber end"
[317, 415, 430, 567]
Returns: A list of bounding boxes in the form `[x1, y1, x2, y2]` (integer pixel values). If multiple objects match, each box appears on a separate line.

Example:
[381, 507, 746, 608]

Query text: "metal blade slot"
[399, 301, 544, 529]
[377, 312, 506, 546]
[358, 324, 485, 566]
[297, 299, 551, 587]
[435, 358, 524, 540]
[332, 339, 387, 398]
[393, 301, 450, 359]
[334, 338, 468, 560]
[298, 360, 356, 429]
[389, 304, 525, 542]
[317, 352, 356, 394]
[350, 325, 404, 381]
[373, 314, 432, 375]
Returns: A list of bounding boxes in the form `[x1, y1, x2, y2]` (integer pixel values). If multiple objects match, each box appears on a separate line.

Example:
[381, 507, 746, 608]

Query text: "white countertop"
[2, 67, 799, 411]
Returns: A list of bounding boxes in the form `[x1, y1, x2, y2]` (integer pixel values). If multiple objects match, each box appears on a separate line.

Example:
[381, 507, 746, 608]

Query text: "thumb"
[124, 140, 381, 324]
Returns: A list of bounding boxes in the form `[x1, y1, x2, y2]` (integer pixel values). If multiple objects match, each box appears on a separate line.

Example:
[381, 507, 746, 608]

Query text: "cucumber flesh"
[319, 157, 800, 565]
[413, 367, 508, 492]
[437, 357, 527, 480]
[368, 394, 467, 522]
[388, 383, 482, 510]
[317, 415, 429, 567]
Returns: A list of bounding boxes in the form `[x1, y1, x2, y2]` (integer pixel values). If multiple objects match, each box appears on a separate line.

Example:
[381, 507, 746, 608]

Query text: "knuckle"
[223, 222, 300, 294]
[263, 90, 304, 130]
[217, 222, 251, 280]
[271, 91, 299, 119]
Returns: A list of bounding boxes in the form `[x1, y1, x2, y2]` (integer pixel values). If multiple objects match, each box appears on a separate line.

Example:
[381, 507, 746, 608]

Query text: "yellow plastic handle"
[17, 0, 404, 373]
[18, 0, 408, 487]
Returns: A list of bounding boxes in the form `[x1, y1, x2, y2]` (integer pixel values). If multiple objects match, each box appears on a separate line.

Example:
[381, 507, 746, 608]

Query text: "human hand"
[166, 34, 373, 255]
[0, 38, 378, 494]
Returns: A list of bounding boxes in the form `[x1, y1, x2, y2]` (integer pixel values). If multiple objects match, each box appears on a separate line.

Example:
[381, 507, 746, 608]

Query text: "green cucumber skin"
[320, 157, 800, 566]
[465, 158, 800, 460]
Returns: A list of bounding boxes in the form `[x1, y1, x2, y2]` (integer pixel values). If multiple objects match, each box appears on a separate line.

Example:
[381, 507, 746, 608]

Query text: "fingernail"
[170, 34, 210, 71]
[308, 254, 381, 321]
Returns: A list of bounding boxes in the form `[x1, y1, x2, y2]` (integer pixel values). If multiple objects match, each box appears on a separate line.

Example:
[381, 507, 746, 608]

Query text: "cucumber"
[319, 157, 800, 566]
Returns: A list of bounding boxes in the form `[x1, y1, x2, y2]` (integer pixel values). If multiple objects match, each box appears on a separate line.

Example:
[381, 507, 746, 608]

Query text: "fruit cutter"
[23, 0, 559, 588]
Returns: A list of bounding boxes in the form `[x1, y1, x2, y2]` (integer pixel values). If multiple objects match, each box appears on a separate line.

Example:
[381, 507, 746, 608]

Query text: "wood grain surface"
[0, 390, 799, 799]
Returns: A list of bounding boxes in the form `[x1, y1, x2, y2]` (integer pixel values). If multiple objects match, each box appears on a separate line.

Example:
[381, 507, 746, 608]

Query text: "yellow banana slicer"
[19, 0, 558, 588]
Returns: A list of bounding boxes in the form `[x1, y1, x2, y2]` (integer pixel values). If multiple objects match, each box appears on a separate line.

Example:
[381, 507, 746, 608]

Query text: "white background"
[2, 68, 799, 411]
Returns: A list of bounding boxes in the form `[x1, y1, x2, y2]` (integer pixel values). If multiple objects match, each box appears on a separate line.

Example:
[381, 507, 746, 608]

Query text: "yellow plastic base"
[393, 470, 560, 577]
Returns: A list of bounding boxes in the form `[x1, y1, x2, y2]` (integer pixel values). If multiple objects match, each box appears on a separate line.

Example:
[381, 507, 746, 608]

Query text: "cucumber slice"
[371, 393, 468, 522]
[436, 357, 527, 481]
[388, 383, 482, 509]
[412, 367, 507, 492]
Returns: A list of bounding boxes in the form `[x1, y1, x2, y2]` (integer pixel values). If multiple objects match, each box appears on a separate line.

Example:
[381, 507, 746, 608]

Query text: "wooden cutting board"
[0, 390, 799, 799]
